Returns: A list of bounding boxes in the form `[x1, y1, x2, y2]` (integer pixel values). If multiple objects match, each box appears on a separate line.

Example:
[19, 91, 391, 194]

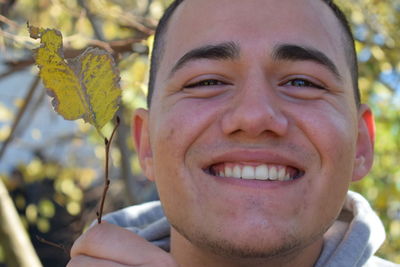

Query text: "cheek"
[294, 104, 357, 216]
[295, 104, 357, 168]
[149, 98, 223, 196]
[153, 99, 220, 157]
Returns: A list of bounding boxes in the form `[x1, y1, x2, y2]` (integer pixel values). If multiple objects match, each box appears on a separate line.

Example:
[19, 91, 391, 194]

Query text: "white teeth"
[215, 164, 294, 181]
[269, 166, 278, 180]
[255, 164, 268, 180]
[284, 171, 291, 181]
[278, 168, 286, 180]
[225, 166, 233, 177]
[242, 166, 255, 179]
[233, 165, 241, 178]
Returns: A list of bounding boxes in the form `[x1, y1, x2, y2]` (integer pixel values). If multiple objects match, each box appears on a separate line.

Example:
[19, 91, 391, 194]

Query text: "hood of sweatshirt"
[314, 191, 389, 266]
[102, 191, 397, 266]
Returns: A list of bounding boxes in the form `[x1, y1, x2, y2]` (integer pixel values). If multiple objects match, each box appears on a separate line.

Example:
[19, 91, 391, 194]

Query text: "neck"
[170, 228, 323, 267]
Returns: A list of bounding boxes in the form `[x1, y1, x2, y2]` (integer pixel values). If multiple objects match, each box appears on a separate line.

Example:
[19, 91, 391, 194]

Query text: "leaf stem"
[97, 116, 120, 224]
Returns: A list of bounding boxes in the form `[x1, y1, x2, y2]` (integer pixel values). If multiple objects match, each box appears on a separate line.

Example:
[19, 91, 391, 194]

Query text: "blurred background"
[0, 0, 399, 266]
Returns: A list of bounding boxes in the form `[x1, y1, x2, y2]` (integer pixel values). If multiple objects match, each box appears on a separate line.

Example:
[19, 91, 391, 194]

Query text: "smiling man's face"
[133, 0, 374, 263]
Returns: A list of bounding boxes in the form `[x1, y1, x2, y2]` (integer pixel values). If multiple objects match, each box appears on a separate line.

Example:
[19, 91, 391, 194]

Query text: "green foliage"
[0, 244, 4, 262]
[2, 158, 96, 230]
[336, 0, 400, 262]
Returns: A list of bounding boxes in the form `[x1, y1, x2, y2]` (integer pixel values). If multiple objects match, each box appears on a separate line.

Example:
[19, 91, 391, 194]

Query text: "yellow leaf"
[28, 24, 121, 134]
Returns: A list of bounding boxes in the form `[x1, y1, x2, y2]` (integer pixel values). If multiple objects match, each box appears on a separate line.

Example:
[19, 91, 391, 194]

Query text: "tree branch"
[0, 75, 40, 161]
[0, 37, 147, 81]
[0, 14, 18, 29]
[115, 106, 137, 204]
[77, 0, 104, 41]
[0, 178, 42, 267]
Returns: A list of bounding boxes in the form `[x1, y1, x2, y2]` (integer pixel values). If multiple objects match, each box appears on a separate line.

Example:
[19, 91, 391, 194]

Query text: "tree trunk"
[0, 179, 42, 267]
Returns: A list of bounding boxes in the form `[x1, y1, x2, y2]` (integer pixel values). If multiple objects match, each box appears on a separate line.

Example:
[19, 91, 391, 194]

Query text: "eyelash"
[283, 78, 325, 90]
[184, 78, 325, 90]
[184, 79, 226, 88]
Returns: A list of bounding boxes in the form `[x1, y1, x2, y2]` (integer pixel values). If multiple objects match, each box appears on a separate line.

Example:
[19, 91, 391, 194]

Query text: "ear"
[352, 104, 375, 181]
[132, 108, 155, 181]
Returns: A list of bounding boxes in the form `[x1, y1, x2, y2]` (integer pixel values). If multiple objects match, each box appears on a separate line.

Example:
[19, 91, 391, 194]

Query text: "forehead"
[157, 0, 350, 82]
[169, 0, 342, 44]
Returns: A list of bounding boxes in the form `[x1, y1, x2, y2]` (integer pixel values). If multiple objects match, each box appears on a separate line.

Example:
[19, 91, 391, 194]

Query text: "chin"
[172, 220, 314, 259]
[204, 236, 302, 259]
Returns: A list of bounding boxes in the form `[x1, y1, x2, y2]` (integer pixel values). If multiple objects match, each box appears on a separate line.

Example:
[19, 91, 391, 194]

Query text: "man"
[68, 0, 399, 266]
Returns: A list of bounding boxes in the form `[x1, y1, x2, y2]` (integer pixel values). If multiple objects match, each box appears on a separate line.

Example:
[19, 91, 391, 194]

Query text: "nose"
[221, 75, 289, 138]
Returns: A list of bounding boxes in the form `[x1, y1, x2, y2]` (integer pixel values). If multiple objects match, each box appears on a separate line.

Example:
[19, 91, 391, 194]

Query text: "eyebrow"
[169, 42, 341, 81]
[272, 44, 342, 80]
[169, 41, 240, 77]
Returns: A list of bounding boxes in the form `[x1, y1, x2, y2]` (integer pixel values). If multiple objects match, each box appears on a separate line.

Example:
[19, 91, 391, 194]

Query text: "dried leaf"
[28, 24, 121, 134]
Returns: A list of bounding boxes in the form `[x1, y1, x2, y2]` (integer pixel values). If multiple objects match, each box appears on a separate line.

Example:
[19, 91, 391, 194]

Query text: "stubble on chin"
[170, 220, 322, 262]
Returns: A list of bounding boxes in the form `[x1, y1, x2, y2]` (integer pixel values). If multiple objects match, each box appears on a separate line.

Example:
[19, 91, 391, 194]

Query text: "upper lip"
[201, 148, 306, 173]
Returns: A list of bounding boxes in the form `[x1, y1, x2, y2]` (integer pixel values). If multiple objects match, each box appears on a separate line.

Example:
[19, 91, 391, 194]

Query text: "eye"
[284, 78, 325, 90]
[184, 79, 226, 88]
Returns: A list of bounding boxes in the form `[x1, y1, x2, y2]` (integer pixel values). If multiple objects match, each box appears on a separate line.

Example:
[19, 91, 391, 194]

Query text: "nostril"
[221, 103, 289, 138]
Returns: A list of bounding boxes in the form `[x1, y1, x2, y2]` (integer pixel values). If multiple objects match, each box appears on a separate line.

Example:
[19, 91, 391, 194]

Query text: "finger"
[71, 222, 171, 265]
[67, 255, 131, 267]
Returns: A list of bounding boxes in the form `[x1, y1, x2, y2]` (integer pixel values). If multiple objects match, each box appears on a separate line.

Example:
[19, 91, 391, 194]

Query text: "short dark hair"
[147, 0, 184, 108]
[323, 0, 360, 106]
[147, 0, 360, 107]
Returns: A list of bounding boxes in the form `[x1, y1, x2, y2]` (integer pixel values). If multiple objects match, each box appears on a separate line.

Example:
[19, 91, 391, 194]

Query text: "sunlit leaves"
[0, 104, 13, 122]
[0, 126, 11, 142]
[25, 204, 38, 223]
[25, 201, 54, 233]
[335, 0, 400, 262]
[5, 158, 97, 227]
[0, 245, 4, 263]
[0, 104, 13, 141]
[38, 199, 55, 218]
[120, 54, 149, 110]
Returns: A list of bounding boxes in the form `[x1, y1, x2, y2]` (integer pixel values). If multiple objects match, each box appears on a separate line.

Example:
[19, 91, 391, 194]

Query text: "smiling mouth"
[206, 163, 304, 181]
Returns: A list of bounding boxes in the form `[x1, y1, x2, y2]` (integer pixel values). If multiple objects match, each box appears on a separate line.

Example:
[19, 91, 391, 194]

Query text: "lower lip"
[210, 174, 303, 190]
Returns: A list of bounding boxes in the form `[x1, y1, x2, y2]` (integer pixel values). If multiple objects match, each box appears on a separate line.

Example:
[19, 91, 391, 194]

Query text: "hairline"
[147, 0, 360, 108]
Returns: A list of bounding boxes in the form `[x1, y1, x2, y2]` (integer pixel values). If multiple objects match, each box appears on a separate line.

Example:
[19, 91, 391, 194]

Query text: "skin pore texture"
[133, 0, 375, 266]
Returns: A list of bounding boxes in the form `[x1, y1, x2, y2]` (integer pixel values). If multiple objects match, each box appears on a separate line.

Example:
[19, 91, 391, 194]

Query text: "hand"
[67, 222, 178, 267]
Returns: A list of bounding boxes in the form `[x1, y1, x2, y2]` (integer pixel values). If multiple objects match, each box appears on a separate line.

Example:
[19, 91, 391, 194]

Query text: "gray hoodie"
[102, 191, 399, 266]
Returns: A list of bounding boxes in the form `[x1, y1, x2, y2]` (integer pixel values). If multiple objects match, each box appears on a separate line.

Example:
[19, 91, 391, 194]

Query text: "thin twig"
[77, 0, 104, 41]
[0, 63, 31, 80]
[14, 87, 46, 138]
[112, 13, 154, 36]
[1, 37, 146, 78]
[36, 235, 70, 256]
[0, 28, 36, 48]
[0, 15, 19, 29]
[0, 76, 40, 161]
[143, 0, 153, 17]
[97, 116, 120, 224]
